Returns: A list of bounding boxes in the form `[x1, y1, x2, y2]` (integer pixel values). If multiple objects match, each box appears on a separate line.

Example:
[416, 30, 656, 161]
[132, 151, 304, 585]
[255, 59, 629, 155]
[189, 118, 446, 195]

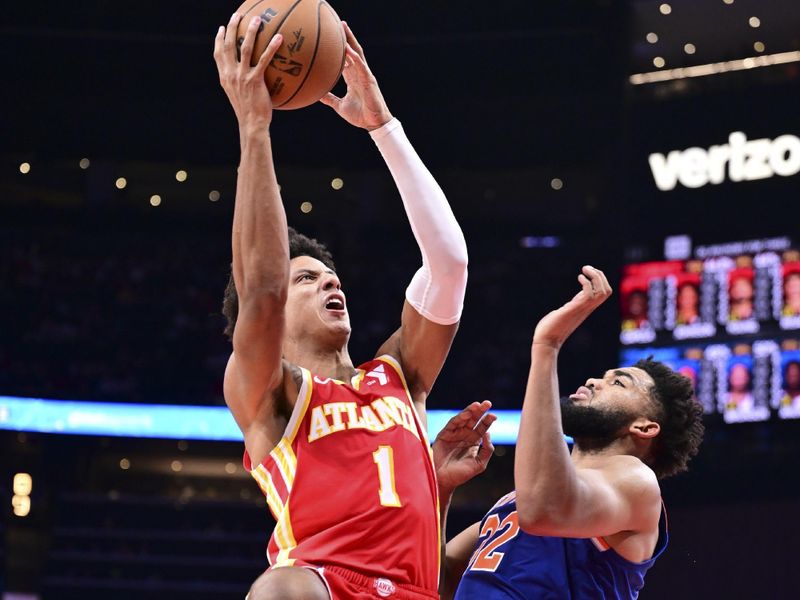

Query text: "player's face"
[785, 362, 800, 390]
[569, 367, 655, 421]
[285, 255, 351, 345]
[678, 285, 698, 312]
[728, 364, 750, 392]
[785, 274, 800, 308]
[730, 278, 754, 319]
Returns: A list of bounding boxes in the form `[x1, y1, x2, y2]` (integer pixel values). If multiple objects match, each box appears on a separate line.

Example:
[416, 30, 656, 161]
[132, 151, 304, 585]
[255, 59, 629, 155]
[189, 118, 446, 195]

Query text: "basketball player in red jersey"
[214, 14, 469, 600]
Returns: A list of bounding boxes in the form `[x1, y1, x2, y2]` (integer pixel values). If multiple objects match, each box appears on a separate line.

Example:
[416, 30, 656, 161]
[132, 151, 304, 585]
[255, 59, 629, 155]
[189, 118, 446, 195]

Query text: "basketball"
[234, 0, 346, 110]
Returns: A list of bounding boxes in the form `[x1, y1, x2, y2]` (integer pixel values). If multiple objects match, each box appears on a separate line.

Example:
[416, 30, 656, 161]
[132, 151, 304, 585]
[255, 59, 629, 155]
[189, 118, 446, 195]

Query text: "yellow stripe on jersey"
[377, 355, 440, 584]
[351, 368, 366, 390]
[273, 502, 298, 567]
[376, 355, 412, 401]
[252, 465, 284, 521]
[378, 355, 432, 443]
[284, 368, 314, 444]
[270, 438, 297, 490]
[252, 465, 297, 559]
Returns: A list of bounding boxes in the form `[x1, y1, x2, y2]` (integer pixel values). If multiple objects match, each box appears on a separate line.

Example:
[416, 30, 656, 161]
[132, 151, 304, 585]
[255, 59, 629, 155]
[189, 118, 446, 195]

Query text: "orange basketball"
[234, 0, 346, 110]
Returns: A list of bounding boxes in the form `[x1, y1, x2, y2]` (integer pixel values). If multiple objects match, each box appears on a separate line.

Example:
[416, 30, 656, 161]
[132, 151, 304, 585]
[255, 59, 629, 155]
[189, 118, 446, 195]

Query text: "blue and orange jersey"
[244, 355, 440, 593]
[454, 491, 668, 600]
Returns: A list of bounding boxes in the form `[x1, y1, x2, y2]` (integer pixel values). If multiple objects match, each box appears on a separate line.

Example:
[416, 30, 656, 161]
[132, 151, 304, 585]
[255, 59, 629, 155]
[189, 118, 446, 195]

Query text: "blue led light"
[0, 396, 574, 445]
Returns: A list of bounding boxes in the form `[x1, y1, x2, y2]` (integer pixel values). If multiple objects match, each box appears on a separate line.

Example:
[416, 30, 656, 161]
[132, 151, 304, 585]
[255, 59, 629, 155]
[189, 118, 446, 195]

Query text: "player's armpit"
[441, 522, 480, 600]
[516, 455, 661, 541]
[224, 355, 297, 466]
[376, 301, 458, 404]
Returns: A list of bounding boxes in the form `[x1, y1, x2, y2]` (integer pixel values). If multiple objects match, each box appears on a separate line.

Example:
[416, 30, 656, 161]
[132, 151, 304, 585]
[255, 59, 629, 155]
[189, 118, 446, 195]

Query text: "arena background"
[2, 1, 800, 598]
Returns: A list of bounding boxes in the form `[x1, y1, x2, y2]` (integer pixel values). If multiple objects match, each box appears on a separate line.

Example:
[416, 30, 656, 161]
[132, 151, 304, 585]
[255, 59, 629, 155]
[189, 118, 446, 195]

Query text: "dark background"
[2, 0, 800, 598]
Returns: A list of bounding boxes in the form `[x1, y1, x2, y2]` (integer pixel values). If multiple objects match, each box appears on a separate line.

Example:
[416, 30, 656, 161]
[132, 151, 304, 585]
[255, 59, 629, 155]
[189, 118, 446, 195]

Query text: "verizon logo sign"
[649, 132, 800, 191]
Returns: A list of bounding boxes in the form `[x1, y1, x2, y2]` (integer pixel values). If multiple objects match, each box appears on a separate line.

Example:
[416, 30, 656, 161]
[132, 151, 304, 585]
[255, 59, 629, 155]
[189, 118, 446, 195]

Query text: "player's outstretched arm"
[514, 267, 660, 539]
[215, 16, 291, 464]
[320, 24, 468, 415]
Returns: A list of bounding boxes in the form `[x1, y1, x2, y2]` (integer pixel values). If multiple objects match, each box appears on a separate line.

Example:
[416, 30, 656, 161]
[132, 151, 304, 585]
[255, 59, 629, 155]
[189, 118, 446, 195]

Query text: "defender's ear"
[629, 418, 660, 440]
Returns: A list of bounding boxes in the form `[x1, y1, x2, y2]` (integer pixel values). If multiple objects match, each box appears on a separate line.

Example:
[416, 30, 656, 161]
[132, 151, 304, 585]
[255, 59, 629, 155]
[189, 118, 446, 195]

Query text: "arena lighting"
[754, 41, 765, 53]
[175, 170, 188, 182]
[629, 50, 800, 85]
[300, 201, 313, 213]
[331, 177, 344, 190]
[19, 162, 31, 174]
[646, 32, 658, 44]
[749, 16, 761, 28]
[653, 57, 666, 68]
[12, 473, 32, 517]
[79, 158, 90, 169]
[115, 177, 127, 190]
[550, 178, 564, 190]
[0, 395, 565, 446]
[659, 3, 671, 16]
[684, 43, 696, 55]
[209, 190, 221, 202]
[150, 194, 162, 207]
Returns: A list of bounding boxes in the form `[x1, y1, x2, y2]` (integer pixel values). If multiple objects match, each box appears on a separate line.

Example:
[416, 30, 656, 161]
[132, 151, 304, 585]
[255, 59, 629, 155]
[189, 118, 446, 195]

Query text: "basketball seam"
[275, 0, 324, 108]
[240, 0, 305, 90]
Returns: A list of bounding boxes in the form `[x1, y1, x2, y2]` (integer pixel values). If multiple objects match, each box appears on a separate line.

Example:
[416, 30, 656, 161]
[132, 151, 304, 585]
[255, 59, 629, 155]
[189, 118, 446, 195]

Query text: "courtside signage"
[649, 131, 800, 191]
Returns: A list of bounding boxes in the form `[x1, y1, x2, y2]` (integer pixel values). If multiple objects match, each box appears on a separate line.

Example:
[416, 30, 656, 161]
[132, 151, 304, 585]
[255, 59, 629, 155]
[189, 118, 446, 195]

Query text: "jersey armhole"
[242, 367, 314, 471]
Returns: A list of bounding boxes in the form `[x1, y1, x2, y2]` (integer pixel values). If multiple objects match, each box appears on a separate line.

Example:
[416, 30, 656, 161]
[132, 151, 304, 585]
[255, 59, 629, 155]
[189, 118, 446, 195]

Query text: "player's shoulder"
[590, 455, 660, 498]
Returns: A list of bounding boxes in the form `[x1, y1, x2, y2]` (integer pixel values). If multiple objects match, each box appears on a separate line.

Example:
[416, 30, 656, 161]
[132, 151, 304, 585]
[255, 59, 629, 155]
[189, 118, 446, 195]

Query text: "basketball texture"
[234, 0, 346, 110]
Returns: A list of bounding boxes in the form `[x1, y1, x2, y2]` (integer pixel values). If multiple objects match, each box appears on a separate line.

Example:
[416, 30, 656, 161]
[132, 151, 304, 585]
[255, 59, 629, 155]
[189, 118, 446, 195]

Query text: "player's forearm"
[514, 344, 581, 529]
[371, 119, 467, 324]
[232, 129, 289, 299]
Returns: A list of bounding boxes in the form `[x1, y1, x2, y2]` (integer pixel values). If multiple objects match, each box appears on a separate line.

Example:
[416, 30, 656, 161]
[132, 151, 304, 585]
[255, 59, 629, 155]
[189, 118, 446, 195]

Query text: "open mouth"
[323, 293, 346, 312]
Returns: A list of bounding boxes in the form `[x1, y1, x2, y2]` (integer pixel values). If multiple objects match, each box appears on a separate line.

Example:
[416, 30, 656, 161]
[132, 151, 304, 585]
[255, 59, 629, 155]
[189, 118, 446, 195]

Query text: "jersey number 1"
[373, 446, 401, 507]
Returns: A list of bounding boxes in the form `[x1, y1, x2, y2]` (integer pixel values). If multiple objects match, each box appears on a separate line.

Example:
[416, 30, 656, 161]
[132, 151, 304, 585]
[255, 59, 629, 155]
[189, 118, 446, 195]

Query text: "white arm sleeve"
[370, 118, 468, 325]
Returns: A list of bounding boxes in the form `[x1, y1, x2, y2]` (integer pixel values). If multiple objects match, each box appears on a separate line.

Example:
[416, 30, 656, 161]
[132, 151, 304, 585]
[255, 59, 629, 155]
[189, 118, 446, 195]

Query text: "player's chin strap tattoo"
[370, 119, 468, 325]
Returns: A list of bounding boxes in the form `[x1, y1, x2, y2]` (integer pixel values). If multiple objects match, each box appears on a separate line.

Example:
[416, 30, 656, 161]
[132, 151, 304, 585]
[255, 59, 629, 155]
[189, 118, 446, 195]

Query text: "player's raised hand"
[532, 265, 613, 351]
[433, 401, 496, 493]
[213, 13, 283, 130]
[318, 22, 393, 131]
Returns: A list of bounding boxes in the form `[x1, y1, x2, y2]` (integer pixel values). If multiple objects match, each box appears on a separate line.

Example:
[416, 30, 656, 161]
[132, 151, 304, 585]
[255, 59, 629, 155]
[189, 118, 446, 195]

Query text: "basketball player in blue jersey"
[438, 266, 704, 599]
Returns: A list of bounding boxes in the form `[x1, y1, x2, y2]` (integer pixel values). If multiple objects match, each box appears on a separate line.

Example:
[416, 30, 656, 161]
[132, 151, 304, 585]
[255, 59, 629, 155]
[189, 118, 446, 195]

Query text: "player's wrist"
[238, 121, 272, 146]
[365, 111, 394, 132]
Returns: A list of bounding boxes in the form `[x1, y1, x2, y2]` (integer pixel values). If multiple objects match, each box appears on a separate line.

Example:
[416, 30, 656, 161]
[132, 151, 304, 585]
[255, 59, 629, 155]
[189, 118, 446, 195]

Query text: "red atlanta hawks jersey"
[244, 355, 440, 593]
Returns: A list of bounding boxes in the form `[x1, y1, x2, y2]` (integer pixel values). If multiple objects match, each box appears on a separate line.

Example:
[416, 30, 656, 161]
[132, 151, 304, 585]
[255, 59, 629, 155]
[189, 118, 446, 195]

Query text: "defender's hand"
[532, 265, 613, 351]
[433, 401, 496, 494]
[213, 13, 283, 131]
[319, 22, 393, 130]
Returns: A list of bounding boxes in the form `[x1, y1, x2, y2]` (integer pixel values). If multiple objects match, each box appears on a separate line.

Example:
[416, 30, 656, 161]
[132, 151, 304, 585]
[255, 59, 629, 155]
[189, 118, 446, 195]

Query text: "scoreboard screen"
[619, 236, 800, 424]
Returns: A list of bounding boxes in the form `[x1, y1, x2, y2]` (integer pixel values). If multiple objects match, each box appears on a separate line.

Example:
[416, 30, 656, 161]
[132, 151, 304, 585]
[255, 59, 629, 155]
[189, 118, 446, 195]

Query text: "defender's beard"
[560, 397, 635, 452]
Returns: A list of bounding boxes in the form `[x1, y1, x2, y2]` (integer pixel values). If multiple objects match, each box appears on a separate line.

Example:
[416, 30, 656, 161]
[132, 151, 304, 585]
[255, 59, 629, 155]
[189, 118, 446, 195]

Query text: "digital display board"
[620, 236, 800, 424]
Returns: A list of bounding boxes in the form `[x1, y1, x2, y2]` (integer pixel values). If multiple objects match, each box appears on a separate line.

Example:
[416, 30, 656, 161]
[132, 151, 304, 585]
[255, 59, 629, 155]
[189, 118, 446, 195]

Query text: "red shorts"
[314, 565, 438, 600]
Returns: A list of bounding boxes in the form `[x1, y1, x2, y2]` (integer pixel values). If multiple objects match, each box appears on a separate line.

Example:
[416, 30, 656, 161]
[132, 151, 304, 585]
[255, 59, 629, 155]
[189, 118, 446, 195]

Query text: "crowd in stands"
[2, 209, 617, 410]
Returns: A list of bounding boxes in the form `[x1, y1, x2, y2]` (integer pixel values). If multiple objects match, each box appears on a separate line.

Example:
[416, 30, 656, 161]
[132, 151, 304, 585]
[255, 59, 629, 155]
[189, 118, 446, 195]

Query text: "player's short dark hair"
[222, 227, 336, 340]
[634, 358, 704, 479]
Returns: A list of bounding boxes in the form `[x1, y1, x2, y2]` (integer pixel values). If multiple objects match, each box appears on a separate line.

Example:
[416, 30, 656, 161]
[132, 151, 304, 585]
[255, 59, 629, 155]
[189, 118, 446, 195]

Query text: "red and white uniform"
[244, 355, 440, 597]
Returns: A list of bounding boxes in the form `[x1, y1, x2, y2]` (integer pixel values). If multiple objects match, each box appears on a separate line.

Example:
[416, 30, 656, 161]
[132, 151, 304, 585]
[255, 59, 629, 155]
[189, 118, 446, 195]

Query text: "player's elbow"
[429, 252, 468, 287]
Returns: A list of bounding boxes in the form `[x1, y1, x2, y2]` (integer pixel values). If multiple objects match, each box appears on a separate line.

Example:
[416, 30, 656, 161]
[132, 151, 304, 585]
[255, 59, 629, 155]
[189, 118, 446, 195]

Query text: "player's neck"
[570, 436, 648, 465]
[284, 341, 357, 381]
